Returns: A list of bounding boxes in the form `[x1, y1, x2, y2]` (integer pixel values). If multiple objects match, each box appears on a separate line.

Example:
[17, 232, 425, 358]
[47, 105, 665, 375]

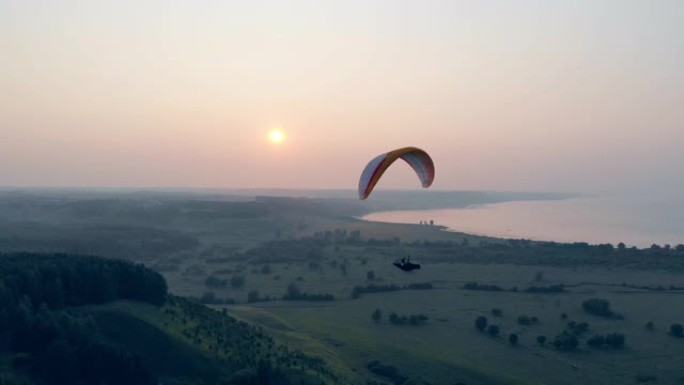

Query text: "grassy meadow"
[1, 190, 683, 384]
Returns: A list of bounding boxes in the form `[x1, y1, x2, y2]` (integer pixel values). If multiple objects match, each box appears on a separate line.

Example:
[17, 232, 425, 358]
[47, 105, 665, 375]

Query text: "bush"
[537, 335, 547, 346]
[366, 360, 408, 385]
[517, 315, 531, 326]
[582, 298, 614, 317]
[525, 284, 564, 293]
[509, 333, 518, 345]
[588, 333, 625, 348]
[463, 282, 503, 291]
[387, 312, 428, 326]
[491, 308, 503, 317]
[230, 275, 245, 289]
[568, 321, 589, 336]
[200, 291, 217, 303]
[635, 374, 658, 383]
[487, 325, 500, 337]
[475, 316, 488, 331]
[670, 323, 683, 337]
[372, 308, 382, 323]
[205, 275, 227, 288]
[247, 290, 260, 303]
[282, 283, 334, 301]
[554, 332, 579, 351]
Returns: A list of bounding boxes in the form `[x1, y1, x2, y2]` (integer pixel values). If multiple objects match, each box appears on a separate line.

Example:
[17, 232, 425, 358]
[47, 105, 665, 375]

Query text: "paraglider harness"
[394, 257, 421, 272]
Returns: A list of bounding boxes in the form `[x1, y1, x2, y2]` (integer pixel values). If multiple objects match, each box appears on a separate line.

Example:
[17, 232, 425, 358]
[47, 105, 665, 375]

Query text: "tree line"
[0, 252, 168, 384]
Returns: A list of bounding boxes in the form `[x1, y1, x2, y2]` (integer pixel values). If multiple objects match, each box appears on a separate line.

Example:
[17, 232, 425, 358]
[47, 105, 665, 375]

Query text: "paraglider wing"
[358, 147, 435, 200]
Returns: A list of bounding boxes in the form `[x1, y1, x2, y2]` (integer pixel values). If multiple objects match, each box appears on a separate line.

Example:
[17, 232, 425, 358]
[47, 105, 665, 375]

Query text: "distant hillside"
[0, 190, 575, 258]
[0, 253, 342, 385]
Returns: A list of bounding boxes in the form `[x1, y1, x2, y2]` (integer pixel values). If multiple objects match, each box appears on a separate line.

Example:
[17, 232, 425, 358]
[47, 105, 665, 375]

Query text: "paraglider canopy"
[358, 147, 435, 200]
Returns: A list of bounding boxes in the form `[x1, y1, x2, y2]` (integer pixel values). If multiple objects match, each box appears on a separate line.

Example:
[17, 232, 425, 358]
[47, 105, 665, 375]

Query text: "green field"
[2, 190, 684, 384]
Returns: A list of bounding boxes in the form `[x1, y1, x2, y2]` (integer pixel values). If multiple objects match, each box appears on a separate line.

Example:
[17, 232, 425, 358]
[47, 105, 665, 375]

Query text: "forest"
[0, 252, 337, 385]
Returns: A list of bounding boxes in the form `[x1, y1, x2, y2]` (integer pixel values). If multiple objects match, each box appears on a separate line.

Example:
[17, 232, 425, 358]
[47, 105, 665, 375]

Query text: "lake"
[362, 196, 684, 248]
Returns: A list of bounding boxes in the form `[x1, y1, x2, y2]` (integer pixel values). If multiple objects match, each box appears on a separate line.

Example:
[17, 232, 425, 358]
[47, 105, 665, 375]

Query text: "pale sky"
[1, 1, 682, 194]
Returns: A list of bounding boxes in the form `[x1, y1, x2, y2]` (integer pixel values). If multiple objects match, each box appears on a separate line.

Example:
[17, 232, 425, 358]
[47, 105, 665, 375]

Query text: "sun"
[268, 129, 285, 145]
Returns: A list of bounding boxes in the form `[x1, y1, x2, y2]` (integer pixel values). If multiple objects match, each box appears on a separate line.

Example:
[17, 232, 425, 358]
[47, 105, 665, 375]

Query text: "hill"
[0, 252, 343, 384]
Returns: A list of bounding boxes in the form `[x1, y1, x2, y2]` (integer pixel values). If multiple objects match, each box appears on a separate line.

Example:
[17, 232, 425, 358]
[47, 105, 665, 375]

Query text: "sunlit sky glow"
[1, 1, 682, 194]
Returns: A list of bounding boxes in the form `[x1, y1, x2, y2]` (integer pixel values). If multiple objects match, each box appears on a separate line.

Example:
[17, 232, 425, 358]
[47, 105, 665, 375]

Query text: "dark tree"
[588, 333, 626, 348]
[200, 291, 217, 303]
[286, 283, 301, 299]
[671, 323, 684, 337]
[247, 290, 260, 303]
[587, 334, 605, 348]
[487, 325, 500, 337]
[553, 332, 579, 351]
[536, 335, 547, 346]
[508, 333, 518, 346]
[230, 275, 245, 289]
[366, 270, 375, 280]
[372, 308, 382, 323]
[205, 275, 227, 288]
[582, 298, 614, 317]
[605, 333, 625, 348]
[475, 316, 488, 331]
[491, 308, 503, 317]
[645, 321, 654, 330]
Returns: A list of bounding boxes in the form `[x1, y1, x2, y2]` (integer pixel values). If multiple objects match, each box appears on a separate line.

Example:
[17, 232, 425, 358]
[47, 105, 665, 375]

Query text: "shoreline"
[359, 198, 683, 249]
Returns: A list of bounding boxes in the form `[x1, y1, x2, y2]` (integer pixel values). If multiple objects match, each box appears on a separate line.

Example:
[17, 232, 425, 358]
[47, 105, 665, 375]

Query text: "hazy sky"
[2, 1, 682, 194]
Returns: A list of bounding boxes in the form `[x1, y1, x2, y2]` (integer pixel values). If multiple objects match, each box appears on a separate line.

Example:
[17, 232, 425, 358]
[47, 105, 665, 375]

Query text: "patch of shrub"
[582, 298, 617, 318]
[509, 333, 518, 345]
[230, 275, 245, 289]
[366, 360, 408, 385]
[205, 275, 227, 288]
[475, 316, 488, 331]
[487, 325, 500, 337]
[463, 282, 503, 291]
[553, 332, 579, 351]
[536, 335, 546, 346]
[525, 284, 564, 293]
[282, 283, 334, 301]
[351, 283, 433, 299]
[587, 333, 625, 348]
[635, 374, 657, 383]
[567, 321, 589, 336]
[388, 312, 428, 326]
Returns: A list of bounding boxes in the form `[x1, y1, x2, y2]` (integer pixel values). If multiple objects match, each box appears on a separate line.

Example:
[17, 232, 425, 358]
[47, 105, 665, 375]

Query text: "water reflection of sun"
[268, 129, 285, 145]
